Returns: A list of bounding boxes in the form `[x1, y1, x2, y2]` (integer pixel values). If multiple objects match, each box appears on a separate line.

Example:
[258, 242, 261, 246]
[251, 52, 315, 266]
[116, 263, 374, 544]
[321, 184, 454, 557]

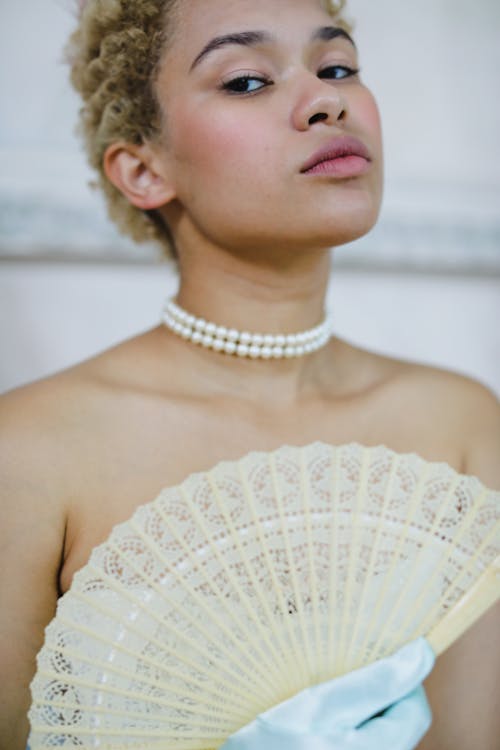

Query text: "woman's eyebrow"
[189, 26, 355, 72]
[313, 26, 356, 49]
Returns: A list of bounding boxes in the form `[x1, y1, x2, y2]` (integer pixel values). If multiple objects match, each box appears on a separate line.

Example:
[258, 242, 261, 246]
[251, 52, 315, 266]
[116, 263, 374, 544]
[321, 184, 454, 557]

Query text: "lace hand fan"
[29, 442, 500, 749]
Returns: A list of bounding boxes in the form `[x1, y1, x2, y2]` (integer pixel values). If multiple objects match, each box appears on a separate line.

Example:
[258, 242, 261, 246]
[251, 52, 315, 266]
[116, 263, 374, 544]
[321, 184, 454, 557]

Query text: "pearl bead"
[275, 335, 286, 346]
[272, 346, 284, 358]
[194, 319, 206, 332]
[240, 332, 252, 345]
[285, 346, 296, 358]
[261, 346, 272, 359]
[224, 342, 237, 354]
[205, 322, 217, 335]
[227, 329, 239, 342]
[216, 326, 228, 339]
[249, 345, 261, 358]
[201, 335, 213, 348]
[192, 331, 203, 344]
[252, 334, 264, 346]
[237, 344, 250, 357]
[212, 339, 225, 352]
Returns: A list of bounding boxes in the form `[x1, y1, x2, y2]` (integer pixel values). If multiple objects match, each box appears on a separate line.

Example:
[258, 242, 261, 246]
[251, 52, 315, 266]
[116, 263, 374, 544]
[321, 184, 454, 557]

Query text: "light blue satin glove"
[220, 638, 435, 750]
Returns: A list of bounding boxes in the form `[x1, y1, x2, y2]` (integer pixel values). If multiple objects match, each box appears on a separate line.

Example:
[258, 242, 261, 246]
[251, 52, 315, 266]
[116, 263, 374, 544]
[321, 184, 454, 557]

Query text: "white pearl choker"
[162, 298, 333, 359]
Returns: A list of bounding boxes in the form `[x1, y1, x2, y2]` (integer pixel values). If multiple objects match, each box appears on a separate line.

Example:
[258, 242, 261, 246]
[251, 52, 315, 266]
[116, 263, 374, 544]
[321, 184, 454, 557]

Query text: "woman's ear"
[103, 142, 176, 209]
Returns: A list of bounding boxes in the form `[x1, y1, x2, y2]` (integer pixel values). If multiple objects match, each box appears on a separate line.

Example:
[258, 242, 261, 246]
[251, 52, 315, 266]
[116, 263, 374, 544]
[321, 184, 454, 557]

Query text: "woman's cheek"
[359, 91, 383, 146]
[173, 101, 267, 174]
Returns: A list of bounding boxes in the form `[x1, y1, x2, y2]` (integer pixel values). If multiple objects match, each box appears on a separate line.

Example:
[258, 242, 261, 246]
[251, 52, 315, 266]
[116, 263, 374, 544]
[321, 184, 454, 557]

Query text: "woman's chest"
[59, 394, 464, 593]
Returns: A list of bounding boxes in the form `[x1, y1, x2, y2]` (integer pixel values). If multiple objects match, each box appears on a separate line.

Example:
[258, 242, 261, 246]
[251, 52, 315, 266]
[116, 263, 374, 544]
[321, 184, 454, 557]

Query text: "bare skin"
[1, 0, 499, 746]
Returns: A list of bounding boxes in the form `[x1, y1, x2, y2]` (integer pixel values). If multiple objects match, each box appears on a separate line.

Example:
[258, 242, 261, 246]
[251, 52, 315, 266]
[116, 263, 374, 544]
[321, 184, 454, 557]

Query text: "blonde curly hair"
[67, 0, 351, 257]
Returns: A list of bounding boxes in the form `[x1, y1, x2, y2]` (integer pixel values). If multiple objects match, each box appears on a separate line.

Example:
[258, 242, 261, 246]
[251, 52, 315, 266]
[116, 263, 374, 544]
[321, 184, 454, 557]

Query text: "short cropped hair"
[67, 0, 351, 257]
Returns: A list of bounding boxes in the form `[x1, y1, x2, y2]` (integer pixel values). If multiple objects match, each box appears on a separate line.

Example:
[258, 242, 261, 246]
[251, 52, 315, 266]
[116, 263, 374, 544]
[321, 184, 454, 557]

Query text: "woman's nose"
[291, 76, 347, 131]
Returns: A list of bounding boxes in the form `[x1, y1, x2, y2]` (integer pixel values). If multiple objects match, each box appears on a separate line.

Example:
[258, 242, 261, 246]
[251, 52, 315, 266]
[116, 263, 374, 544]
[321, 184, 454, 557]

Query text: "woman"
[1, 0, 499, 747]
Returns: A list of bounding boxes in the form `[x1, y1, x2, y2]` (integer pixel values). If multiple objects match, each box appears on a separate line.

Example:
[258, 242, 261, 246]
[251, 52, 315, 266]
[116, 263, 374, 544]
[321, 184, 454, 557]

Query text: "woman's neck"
[155, 242, 336, 408]
[175, 240, 332, 336]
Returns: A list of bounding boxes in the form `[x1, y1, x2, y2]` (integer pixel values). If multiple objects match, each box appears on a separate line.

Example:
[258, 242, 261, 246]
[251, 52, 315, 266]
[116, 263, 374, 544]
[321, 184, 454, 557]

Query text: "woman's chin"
[333, 221, 379, 247]
[315, 212, 381, 249]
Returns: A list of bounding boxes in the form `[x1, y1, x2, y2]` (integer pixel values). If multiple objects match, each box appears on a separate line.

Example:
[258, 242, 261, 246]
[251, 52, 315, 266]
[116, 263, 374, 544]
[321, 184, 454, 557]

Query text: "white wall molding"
[1, 152, 498, 273]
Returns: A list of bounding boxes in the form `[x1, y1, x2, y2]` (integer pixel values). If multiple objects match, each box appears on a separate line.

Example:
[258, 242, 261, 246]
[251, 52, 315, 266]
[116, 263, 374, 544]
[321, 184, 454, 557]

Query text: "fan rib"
[343, 450, 401, 669]
[37, 642, 250, 722]
[146, 509, 275, 706]
[337, 447, 371, 674]
[269, 452, 312, 686]
[30, 718, 228, 743]
[50, 588, 252, 711]
[116, 520, 272, 702]
[50, 610, 250, 719]
[356, 461, 433, 660]
[206, 471, 296, 690]
[402, 486, 492, 640]
[408, 525, 499, 649]
[175, 479, 286, 697]
[29, 734, 222, 750]
[369, 472, 464, 657]
[427, 554, 500, 654]
[299, 447, 323, 681]
[237, 462, 305, 692]
[326, 446, 341, 676]
[384, 478, 487, 643]
[31, 684, 239, 732]
[68, 576, 262, 705]
[270, 451, 315, 681]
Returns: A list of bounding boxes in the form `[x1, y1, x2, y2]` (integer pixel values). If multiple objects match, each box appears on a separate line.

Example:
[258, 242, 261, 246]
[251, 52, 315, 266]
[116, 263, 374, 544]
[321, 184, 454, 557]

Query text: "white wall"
[1, 263, 498, 397]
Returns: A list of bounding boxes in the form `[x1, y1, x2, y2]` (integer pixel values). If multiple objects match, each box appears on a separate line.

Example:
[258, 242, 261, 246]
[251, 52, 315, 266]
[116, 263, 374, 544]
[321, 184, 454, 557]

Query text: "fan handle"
[427, 556, 500, 656]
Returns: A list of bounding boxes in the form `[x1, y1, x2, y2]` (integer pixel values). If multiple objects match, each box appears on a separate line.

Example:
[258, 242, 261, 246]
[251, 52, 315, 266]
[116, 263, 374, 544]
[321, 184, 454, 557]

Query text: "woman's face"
[155, 0, 383, 256]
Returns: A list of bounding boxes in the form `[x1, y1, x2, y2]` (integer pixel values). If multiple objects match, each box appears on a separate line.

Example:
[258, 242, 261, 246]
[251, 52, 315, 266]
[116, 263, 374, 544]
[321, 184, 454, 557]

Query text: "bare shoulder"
[1, 366, 96, 492]
[1, 373, 75, 514]
[363, 343, 498, 409]
[0, 379, 69, 610]
[0, 370, 84, 557]
[442, 372, 500, 491]
[390, 360, 500, 489]
[0, 337, 137, 492]
[338, 340, 500, 488]
[0, 326, 159, 439]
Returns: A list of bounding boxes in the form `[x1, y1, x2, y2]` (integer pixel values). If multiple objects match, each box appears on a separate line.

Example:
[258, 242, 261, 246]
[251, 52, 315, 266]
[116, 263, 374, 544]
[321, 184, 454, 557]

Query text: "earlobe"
[103, 142, 176, 210]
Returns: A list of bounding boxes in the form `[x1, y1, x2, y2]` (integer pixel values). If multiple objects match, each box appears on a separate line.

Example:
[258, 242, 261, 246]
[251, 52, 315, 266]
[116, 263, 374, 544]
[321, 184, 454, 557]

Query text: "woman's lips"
[300, 135, 371, 177]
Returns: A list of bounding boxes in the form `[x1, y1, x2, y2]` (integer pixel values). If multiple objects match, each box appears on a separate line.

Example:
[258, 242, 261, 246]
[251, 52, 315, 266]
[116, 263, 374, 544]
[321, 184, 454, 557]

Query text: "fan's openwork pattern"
[29, 443, 500, 749]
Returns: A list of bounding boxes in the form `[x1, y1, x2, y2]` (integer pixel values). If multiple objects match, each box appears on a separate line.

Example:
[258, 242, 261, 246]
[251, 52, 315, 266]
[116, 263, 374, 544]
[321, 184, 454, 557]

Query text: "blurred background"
[1, 0, 499, 394]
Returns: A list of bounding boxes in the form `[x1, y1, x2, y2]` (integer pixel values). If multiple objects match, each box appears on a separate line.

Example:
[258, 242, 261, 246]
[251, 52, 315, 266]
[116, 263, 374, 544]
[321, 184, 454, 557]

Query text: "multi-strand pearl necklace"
[162, 298, 333, 359]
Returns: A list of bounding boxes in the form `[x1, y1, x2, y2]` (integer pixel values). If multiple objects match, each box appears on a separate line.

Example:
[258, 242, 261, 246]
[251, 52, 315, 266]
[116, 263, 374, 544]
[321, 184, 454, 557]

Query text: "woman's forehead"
[169, 0, 334, 51]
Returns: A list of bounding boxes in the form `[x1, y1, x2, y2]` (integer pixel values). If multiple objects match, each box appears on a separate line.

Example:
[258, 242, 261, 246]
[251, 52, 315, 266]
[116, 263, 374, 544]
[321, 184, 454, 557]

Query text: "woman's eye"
[318, 65, 359, 81]
[221, 76, 271, 95]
